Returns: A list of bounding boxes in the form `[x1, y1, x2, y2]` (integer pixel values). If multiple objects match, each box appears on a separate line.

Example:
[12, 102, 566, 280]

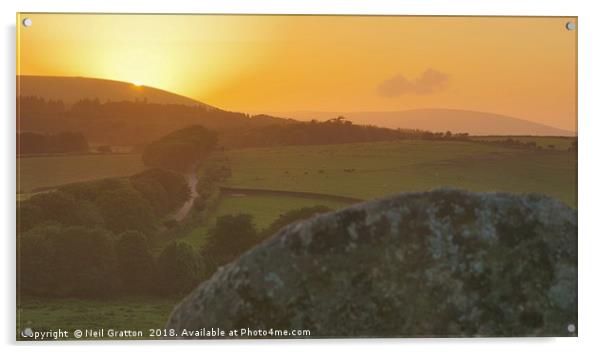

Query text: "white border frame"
[2, 1, 600, 353]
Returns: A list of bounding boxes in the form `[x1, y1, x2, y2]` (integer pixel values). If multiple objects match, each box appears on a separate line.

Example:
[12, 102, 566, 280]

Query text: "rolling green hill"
[17, 153, 145, 197]
[221, 139, 576, 207]
[181, 138, 576, 254]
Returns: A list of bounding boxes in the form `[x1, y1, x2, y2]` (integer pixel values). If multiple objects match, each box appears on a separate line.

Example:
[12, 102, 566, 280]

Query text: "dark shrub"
[204, 214, 258, 269]
[60, 178, 130, 202]
[142, 125, 217, 171]
[261, 205, 332, 241]
[18, 191, 103, 232]
[95, 186, 155, 234]
[130, 169, 189, 214]
[51, 226, 118, 297]
[17, 201, 44, 233]
[18, 224, 59, 295]
[18, 131, 88, 154]
[20, 225, 118, 297]
[116, 231, 155, 293]
[156, 241, 204, 294]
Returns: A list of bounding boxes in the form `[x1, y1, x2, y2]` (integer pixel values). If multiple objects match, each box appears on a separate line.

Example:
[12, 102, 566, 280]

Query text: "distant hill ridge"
[18, 76, 575, 140]
[272, 109, 575, 137]
[18, 75, 211, 108]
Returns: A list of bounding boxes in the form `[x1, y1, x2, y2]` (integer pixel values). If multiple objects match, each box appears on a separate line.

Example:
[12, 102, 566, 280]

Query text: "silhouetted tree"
[18, 191, 102, 232]
[19, 224, 58, 295]
[142, 125, 217, 171]
[156, 241, 204, 294]
[261, 206, 332, 241]
[95, 186, 156, 234]
[18, 131, 89, 154]
[116, 231, 155, 293]
[204, 214, 258, 269]
[20, 225, 118, 297]
[130, 169, 189, 213]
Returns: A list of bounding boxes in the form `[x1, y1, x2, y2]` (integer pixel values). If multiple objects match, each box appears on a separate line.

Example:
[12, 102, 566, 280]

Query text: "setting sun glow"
[17, 14, 576, 132]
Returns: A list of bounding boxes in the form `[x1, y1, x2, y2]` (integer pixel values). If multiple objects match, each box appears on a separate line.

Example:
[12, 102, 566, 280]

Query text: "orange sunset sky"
[17, 14, 577, 131]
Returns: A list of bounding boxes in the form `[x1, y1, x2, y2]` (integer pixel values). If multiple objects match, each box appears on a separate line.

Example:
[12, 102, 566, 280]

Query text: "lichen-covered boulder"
[166, 189, 577, 337]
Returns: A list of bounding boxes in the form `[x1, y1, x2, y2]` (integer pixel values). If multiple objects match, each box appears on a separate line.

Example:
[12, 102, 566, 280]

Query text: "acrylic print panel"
[16, 14, 577, 340]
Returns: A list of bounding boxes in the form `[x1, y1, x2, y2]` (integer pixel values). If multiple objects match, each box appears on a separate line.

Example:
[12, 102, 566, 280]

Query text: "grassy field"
[221, 140, 577, 208]
[469, 136, 576, 150]
[17, 138, 577, 338]
[18, 295, 178, 340]
[181, 139, 576, 249]
[181, 193, 348, 249]
[17, 153, 145, 195]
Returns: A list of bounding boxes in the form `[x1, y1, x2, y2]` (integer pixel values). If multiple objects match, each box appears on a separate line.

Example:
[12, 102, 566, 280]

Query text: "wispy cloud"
[377, 69, 449, 97]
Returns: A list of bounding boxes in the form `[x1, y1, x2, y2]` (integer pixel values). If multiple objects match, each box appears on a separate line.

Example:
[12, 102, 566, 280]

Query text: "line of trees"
[18, 127, 330, 298]
[18, 124, 228, 298]
[19, 225, 204, 297]
[202, 206, 332, 272]
[18, 168, 193, 297]
[474, 137, 578, 151]
[191, 153, 232, 219]
[142, 125, 218, 171]
[20, 96, 478, 149]
[18, 169, 189, 235]
[18, 96, 286, 146]
[19, 200, 332, 298]
[221, 116, 472, 148]
[18, 131, 89, 155]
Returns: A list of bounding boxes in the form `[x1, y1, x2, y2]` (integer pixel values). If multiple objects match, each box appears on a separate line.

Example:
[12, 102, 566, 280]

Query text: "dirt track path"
[173, 171, 199, 221]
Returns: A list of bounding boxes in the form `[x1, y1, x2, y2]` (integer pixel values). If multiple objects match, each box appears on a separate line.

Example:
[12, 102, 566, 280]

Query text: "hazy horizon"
[17, 74, 574, 136]
[17, 14, 577, 132]
[248, 108, 576, 134]
[17, 75, 577, 134]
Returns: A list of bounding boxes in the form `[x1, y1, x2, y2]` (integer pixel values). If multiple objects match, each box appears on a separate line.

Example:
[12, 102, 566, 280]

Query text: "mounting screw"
[565, 21, 576, 31]
[567, 323, 576, 333]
